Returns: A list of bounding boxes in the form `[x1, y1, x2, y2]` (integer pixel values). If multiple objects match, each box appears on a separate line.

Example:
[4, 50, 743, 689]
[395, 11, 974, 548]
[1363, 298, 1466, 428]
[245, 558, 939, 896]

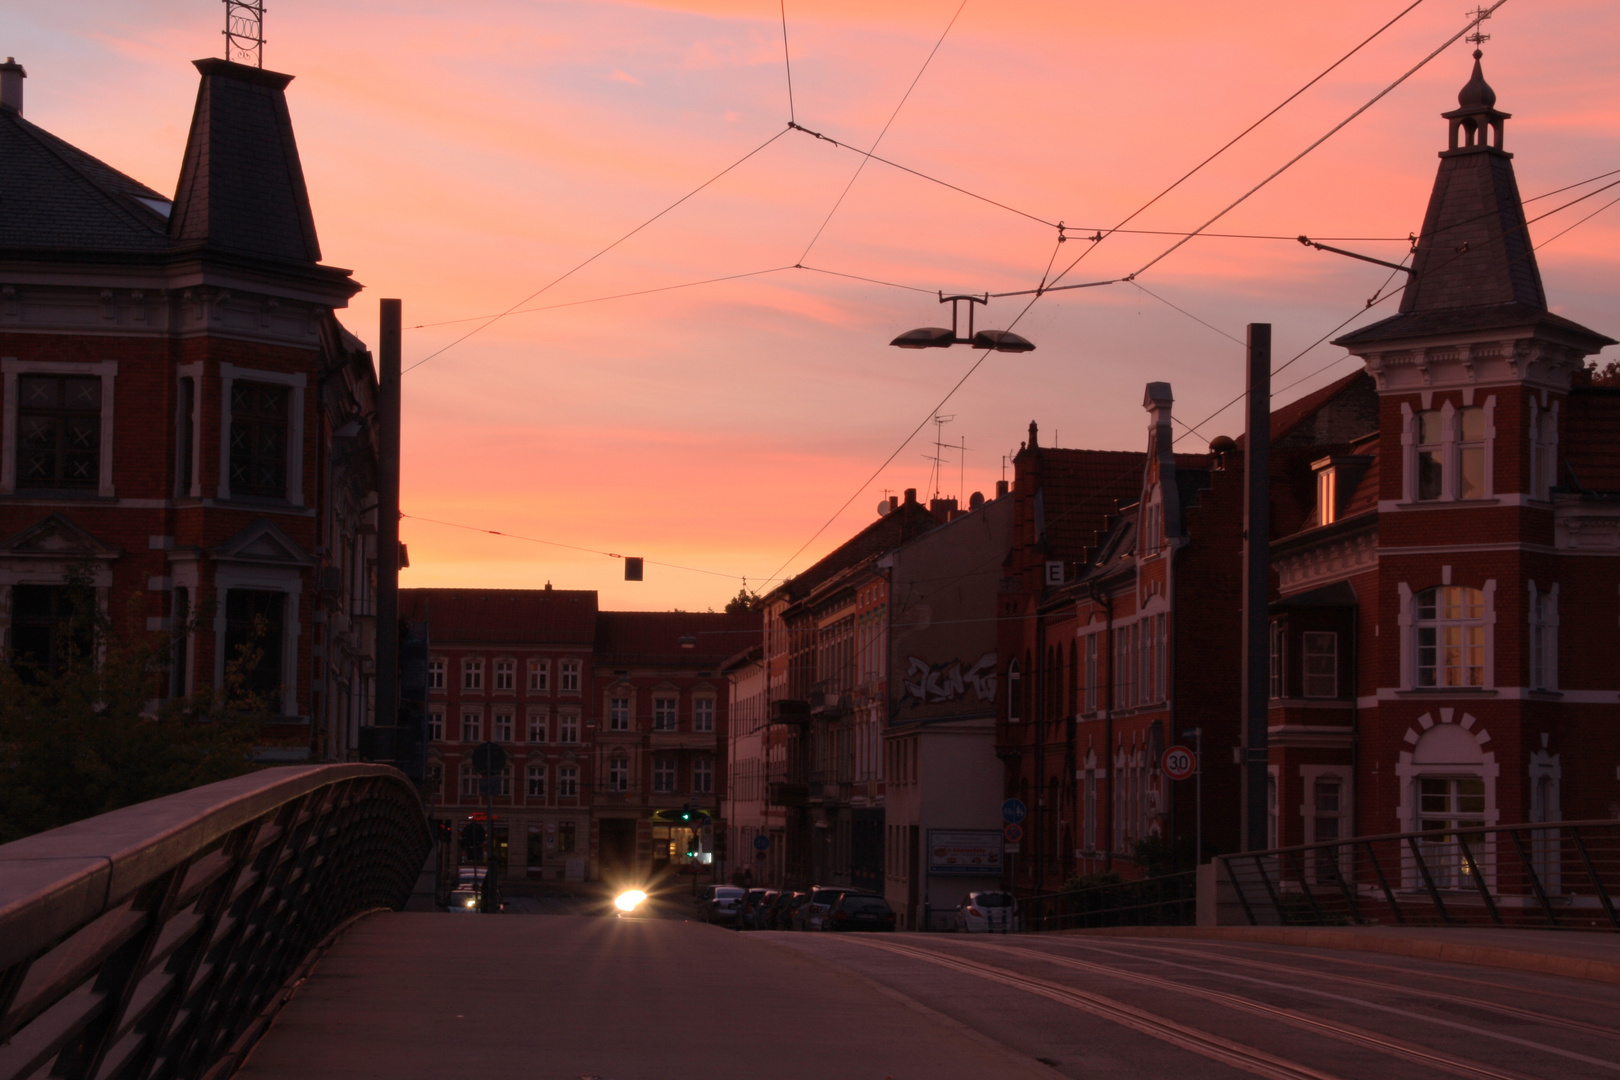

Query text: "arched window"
[1414, 586, 1485, 687]
[1408, 722, 1491, 888]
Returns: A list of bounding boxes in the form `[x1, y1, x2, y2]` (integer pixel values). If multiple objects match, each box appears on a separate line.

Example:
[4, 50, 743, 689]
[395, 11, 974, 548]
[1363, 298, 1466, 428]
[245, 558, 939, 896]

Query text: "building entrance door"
[599, 818, 637, 884]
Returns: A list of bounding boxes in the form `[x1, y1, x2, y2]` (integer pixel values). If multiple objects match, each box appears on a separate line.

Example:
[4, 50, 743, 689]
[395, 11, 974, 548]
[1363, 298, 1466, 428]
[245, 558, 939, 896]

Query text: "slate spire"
[1398, 50, 1545, 314]
[168, 58, 321, 263]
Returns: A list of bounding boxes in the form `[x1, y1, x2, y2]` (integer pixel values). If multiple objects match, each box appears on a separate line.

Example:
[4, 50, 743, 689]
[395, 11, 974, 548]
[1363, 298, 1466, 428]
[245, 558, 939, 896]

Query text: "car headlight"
[615, 890, 648, 912]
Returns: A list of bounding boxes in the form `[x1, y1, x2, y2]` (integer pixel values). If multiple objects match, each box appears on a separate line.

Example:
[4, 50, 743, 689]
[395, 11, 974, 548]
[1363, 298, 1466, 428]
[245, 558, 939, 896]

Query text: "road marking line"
[1056, 937, 1620, 1046]
[844, 938, 1346, 1080]
[1015, 938, 1620, 1074]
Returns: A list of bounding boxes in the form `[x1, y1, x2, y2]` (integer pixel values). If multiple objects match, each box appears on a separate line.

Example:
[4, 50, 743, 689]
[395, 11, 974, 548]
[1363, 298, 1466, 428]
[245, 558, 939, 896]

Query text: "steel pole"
[373, 300, 401, 740]
[1240, 324, 1271, 853]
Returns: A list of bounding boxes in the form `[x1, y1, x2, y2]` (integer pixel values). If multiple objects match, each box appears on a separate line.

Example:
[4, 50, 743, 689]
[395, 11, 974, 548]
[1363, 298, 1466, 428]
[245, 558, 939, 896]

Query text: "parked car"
[777, 891, 810, 930]
[761, 890, 797, 930]
[953, 890, 1018, 933]
[794, 887, 847, 931]
[739, 888, 777, 930]
[695, 885, 746, 925]
[824, 892, 896, 932]
[446, 887, 481, 912]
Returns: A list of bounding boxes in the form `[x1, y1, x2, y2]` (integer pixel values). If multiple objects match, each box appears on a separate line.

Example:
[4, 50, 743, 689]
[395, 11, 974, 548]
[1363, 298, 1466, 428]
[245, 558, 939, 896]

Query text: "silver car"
[953, 890, 1018, 933]
[695, 885, 745, 924]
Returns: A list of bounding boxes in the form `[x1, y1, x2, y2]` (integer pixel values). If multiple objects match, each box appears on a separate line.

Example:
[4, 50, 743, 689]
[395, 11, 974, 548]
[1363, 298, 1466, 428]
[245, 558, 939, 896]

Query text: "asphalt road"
[237, 913, 1620, 1080]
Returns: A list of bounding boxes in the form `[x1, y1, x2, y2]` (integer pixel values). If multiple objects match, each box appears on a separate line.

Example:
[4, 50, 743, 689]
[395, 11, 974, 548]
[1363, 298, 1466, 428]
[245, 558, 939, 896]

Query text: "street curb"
[1047, 925, 1620, 987]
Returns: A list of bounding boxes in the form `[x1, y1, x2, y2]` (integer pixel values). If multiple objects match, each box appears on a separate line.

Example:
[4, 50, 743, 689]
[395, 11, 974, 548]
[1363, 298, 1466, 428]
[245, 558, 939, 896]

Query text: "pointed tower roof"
[1336, 53, 1612, 352]
[168, 58, 322, 263]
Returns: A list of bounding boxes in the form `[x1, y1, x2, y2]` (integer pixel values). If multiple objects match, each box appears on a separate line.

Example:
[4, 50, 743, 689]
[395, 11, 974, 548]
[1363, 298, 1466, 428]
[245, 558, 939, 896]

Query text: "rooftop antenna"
[923, 414, 955, 502]
[224, 0, 266, 68]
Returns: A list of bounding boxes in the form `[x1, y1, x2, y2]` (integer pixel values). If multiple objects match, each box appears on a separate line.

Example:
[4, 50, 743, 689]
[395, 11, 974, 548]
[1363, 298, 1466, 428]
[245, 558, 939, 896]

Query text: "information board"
[927, 830, 1005, 875]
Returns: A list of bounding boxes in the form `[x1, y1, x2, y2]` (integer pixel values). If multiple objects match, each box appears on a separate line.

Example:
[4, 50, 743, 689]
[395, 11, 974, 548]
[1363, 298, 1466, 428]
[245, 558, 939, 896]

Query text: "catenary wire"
[797, 0, 970, 264]
[780, 0, 796, 125]
[400, 513, 778, 583]
[1040, 0, 1436, 295]
[1123, 1, 1511, 284]
[1536, 192, 1620, 249]
[401, 126, 790, 374]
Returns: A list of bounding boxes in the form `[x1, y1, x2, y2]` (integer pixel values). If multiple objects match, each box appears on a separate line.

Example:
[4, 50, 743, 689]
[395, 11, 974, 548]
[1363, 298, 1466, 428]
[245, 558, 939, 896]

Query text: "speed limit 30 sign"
[1161, 745, 1196, 781]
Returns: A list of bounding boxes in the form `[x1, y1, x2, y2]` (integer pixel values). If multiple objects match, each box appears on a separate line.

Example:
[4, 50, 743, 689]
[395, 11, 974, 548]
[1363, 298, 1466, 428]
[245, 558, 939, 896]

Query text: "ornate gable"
[210, 518, 312, 566]
[0, 513, 121, 559]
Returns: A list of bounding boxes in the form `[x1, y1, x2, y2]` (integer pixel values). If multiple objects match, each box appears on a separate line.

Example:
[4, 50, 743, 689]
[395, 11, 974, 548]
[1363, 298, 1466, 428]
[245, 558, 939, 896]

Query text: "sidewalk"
[1058, 924, 1620, 985]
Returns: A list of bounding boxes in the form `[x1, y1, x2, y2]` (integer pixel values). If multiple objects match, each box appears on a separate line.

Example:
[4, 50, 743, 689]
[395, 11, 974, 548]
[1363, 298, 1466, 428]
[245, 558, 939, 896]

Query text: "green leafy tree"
[0, 568, 277, 844]
[725, 584, 762, 613]
[1585, 359, 1620, 387]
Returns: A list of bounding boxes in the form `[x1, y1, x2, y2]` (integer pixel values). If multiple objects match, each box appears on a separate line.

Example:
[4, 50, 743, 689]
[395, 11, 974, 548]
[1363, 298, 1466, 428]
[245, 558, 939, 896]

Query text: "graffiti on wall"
[902, 653, 997, 705]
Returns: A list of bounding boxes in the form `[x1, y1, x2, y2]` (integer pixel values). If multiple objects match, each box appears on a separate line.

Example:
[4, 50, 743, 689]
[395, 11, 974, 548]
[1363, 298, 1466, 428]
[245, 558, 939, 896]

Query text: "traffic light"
[677, 804, 693, 823]
[685, 834, 699, 857]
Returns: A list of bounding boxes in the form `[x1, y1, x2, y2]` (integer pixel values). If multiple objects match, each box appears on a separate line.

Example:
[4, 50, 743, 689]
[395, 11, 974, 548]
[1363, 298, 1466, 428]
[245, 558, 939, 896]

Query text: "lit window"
[560, 659, 580, 693]
[494, 659, 515, 691]
[1414, 409, 1444, 501]
[653, 757, 676, 793]
[1415, 587, 1485, 688]
[1302, 632, 1337, 698]
[1457, 407, 1486, 500]
[557, 766, 578, 799]
[527, 766, 546, 798]
[529, 659, 549, 693]
[653, 696, 677, 731]
[463, 658, 483, 691]
[693, 697, 715, 732]
[428, 658, 445, 690]
[1416, 777, 1487, 887]
[693, 758, 713, 794]
[493, 711, 513, 743]
[1316, 464, 1337, 525]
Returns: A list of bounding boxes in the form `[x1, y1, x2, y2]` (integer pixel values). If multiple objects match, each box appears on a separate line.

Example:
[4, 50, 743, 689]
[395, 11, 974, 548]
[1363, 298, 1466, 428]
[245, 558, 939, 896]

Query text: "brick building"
[996, 54, 1619, 890]
[0, 57, 379, 758]
[403, 587, 756, 886]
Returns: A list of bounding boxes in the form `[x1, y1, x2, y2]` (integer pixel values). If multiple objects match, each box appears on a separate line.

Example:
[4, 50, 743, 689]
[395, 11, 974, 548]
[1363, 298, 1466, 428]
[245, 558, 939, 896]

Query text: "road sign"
[1162, 744, 1196, 781]
[753, 835, 770, 851]
[1003, 822, 1023, 844]
[1001, 798, 1027, 824]
[471, 741, 507, 775]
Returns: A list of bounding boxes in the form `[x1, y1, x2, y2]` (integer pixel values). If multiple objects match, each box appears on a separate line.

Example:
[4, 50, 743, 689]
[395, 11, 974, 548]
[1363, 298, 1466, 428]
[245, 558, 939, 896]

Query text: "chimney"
[903, 488, 917, 505]
[0, 58, 25, 115]
[995, 480, 1009, 499]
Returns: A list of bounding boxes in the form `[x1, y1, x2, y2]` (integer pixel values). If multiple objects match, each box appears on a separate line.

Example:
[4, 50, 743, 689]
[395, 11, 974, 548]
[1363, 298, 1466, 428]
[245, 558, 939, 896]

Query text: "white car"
[695, 885, 745, 924]
[953, 890, 1018, 933]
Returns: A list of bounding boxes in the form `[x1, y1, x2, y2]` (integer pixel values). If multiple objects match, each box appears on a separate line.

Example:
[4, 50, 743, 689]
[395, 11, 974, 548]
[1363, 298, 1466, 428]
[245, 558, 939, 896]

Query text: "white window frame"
[693, 757, 713, 794]
[527, 765, 546, 799]
[653, 695, 678, 731]
[1083, 632, 1098, 714]
[1402, 397, 1495, 504]
[557, 710, 579, 744]
[1, 358, 119, 498]
[460, 764, 482, 798]
[607, 755, 629, 793]
[217, 363, 305, 506]
[1529, 398, 1559, 500]
[212, 565, 301, 718]
[559, 658, 581, 693]
[428, 657, 445, 691]
[1301, 631, 1338, 699]
[461, 710, 483, 743]
[526, 707, 548, 743]
[1528, 581, 1559, 691]
[653, 756, 676, 794]
[493, 658, 515, 691]
[463, 657, 483, 692]
[492, 710, 514, 743]
[528, 658, 549, 693]
[1411, 584, 1489, 689]
[557, 765, 578, 799]
[608, 696, 630, 731]
[693, 696, 715, 732]
[428, 709, 444, 742]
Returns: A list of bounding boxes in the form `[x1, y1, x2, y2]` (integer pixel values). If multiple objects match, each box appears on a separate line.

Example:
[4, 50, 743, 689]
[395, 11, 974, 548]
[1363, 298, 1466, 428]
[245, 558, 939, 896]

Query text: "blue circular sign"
[1001, 798, 1027, 824]
[753, 835, 770, 851]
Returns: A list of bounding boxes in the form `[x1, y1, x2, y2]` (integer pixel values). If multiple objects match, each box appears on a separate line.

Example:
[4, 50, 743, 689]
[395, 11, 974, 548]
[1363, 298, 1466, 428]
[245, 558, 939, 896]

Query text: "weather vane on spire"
[1465, 5, 1492, 52]
[223, 0, 265, 68]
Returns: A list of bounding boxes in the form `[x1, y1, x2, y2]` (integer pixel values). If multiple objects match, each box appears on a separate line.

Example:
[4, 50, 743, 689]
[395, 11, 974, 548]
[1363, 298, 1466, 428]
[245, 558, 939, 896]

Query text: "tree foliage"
[1585, 359, 1620, 387]
[725, 585, 762, 614]
[0, 569, 276, 844]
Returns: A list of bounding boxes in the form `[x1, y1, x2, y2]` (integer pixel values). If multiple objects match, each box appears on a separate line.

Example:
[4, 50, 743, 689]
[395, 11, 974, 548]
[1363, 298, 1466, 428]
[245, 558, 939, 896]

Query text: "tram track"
[844, 936, 1584, 1080]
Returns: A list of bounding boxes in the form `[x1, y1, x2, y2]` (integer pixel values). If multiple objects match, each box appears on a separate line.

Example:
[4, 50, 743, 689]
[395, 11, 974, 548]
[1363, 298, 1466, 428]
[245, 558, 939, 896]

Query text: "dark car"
[824, 892, 896, 932]
[761, 890, 797, 930]
[778, 891, 810, 930]
[739, 888, 776, 930]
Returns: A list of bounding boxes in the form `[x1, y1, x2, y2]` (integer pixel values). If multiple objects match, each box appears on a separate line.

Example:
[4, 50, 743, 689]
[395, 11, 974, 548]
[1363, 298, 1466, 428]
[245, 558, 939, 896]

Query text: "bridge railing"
[1215, 819, 1620, 931]
[0, 764, 430, 1080]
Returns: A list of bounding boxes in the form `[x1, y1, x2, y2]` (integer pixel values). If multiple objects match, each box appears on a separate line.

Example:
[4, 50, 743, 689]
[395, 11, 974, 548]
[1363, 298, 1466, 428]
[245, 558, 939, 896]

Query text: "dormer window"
[1315, 460, 1338, 526]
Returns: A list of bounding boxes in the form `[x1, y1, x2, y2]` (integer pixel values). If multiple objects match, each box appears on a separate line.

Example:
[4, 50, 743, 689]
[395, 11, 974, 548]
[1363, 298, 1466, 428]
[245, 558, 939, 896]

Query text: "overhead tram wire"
[401, 126, 791, 374]
[401, 512, 777, 584]
[780, 0, 796, 125]
[1119, 0, 1511, 286]
[1038, 0, 1436, 295]
[796, 0, 970, 264]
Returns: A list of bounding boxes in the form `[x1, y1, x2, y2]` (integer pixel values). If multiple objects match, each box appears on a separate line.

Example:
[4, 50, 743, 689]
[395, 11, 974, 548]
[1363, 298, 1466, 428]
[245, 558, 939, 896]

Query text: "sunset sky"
[13, 0, 1618, 610]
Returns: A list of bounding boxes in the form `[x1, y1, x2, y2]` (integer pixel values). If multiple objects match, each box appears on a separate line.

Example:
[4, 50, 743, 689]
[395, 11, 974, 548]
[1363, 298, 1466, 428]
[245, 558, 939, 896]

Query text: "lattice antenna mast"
[224, 0, 266, 68]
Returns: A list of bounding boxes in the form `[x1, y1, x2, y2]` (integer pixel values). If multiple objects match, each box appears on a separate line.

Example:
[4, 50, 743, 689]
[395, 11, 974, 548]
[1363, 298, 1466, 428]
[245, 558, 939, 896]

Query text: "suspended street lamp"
[890, 293, 1035, 353]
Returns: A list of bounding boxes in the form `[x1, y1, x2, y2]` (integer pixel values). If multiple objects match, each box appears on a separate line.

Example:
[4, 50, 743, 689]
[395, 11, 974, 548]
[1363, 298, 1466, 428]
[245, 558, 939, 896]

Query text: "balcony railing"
[0, 764, 429, 1080]
[1215, 819, 1620, 930]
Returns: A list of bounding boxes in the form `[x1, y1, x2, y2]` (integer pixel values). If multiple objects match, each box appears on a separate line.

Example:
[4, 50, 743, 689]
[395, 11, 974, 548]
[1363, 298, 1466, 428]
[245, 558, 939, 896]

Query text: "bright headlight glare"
[615, 889, 648, 912]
